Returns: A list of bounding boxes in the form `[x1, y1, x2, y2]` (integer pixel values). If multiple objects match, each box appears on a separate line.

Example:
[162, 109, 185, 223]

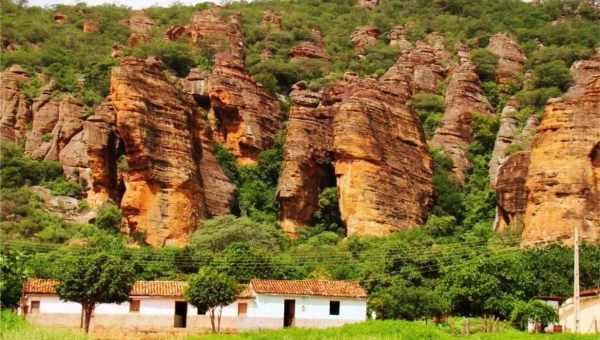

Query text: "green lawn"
[191, 320, 598, 340]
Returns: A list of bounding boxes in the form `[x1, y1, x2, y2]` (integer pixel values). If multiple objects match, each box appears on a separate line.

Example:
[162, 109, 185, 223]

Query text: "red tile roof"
[581, 288, 600, 298]
[23, 279, 254, 299]
[250, 279, 367, 299]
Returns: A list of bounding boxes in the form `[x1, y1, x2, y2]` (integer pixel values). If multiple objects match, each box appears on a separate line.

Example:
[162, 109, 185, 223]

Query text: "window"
[30, 301, 40, 314]
[129, 299, 140, 312]
[329, 301, 340, 315]
[238, 302, 248, 316]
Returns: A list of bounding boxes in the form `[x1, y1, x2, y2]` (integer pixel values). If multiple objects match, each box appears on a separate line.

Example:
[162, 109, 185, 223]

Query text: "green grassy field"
[192, 320, 598, 340]
[0, 310, 90, 340]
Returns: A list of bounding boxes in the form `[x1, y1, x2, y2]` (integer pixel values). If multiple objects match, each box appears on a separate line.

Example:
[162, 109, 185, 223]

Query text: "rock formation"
[110, 57, 235, 246]
[289, 41, 330, 61]
[521, 73, 600, 246]
[394, 40, 447, 94]
[166, 25, 187, 41]
[494, 151, 530, 233]
[207, 54, 281, 164]
[487, 33, 526, 87]
[278, 57, 434, 237]
[389, 25, 413, 52]
[489, 98, 520, 185]
[357, 0, 379, 9]
[83, 20, 96, 33]
[262, 10, 282, 29]
[430, 57, 493, 183]
[566, 49, 600, 98]
[124, 11, 155, 47]
[0, 65, 31, 143]
[187, 8, 245, 64]
[54, 12, 66, 25]
[351, 26, 380, 54]
[260, 49, 273, 61]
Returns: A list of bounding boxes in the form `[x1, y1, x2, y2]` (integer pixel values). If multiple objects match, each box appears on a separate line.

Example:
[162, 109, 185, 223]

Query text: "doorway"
[174, 301, 187, 328]
[283, 299, 295, 327]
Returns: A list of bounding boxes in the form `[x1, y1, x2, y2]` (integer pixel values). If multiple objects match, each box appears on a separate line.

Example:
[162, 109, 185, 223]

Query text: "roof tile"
[250, 279, 367, 298]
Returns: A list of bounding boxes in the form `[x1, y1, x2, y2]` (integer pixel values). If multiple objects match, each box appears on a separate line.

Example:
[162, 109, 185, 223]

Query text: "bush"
[533, 60, 572, 91]
[510, 300, 558, 331]
[410, 93, 445, 113]
[311, 187, 343, 235]
[470, 48, 498, 82]
[516, 87, 561, 109]
[42, 179, 83, 197]
[94, 201, 122, 233]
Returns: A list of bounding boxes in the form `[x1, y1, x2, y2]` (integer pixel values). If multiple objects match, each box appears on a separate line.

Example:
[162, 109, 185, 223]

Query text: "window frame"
[238, 302, 248, 316]
[30, 300, 40, 314]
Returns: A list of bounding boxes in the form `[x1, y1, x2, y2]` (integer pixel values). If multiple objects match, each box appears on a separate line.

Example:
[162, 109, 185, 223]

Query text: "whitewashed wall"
[250, 295, 366, 321]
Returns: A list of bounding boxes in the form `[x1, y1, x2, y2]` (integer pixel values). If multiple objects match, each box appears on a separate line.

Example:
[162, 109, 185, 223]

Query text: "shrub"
[510, 300, 558, 331]
[94, 201, 122, 233]
[516, 87, 561, 109]
[470, 48, 498, 82]
[410, 93, 445, 113]
[533, 60, 572, 91]
[42, 179, 83, 197]
[117, 155, 129, 173]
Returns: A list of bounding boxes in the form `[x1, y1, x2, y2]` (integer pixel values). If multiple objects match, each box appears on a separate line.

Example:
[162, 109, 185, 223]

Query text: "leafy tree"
[533, 60, 572, 91]
[311, 187, 343, 235]
[185, 268, 239, 333]
[56, 252, 134, 333]
[211, 243, 289, 282]
[94, 201, 122, 233]
[510, 300, 558, 332]
[0, 250, 29, 309]
[470, 48, 498, 82]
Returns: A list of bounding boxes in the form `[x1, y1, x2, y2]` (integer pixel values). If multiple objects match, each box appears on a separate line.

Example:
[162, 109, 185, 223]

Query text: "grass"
[0, 309, 90, 340]
[190, 320, 599, 340]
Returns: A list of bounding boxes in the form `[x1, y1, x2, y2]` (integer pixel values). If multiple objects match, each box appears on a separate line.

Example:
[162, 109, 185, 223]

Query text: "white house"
[20, 278, 368, 332]
[560, 288, 600, 334]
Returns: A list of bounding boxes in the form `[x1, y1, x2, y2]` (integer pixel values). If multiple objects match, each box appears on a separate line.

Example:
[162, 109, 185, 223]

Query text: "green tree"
[311, 187, 343, 235]
[185, 268, 239, 333]
[470, 48, 498, 82]
[94, 201, 122, 233]
[510, 300, 558, 332]
[533, 60, 572, 91]
[56, 252, 134, 333]
[0, 250, 29, 309]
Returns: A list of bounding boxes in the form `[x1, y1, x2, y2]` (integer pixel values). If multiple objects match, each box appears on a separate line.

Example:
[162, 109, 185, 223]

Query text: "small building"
[20, 278, 367, 332]
[560, 288, 600, 334]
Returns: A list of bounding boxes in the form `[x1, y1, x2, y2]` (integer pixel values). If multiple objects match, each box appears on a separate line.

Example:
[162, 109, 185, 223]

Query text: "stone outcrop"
[489, 98, 520, 185]
[166, 25, 187, 41]
[278, 57, 433, 237]
[430, 57, 493, 183]
[83, 20, 96, 33]
[54, 12, 66, 25]
[358, 0, 379, 9]
[494, 151, 530, 233]
[487, 33, 526, 87]
[207, 54, 281, 164]
[566, 49, 600, 98]
[262, 10, 282, 29]
[289, 41, 330, 61]
[389, 25, 413, 52]
[351, 26, 380, 54]
[393, 40, 447, 94]
[521, 73, 600, 246]
[187, 8, 245, 64]
[124, 11, 155, 47]
[0, 65, 31, 143]
[110, 58, 235, 246]
[30, 186, 96, 224]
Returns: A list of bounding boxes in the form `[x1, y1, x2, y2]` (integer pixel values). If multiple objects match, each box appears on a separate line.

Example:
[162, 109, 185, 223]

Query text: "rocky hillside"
[1, 0, 599, 247]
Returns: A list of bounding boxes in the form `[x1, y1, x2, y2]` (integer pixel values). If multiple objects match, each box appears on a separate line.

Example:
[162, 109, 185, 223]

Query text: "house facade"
[20, 278, 368, 332]
[559, 288, 600, 334]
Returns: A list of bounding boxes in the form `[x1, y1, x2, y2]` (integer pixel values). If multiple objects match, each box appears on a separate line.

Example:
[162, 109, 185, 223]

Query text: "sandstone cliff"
[487, 33, 526, 87]
[430, 57, 493, 184]
[0, 65, 31, 143]
[489, 98, 520, 185]
[521, 73, 600, 246]
[277, 56, 433, 237]
[495, 151, 530, 233]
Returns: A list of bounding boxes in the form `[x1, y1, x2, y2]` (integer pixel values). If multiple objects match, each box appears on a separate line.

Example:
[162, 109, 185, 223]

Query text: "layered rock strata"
[489, 98, 520, 185]
[124, 11, 155, 47]
[566, 49, 600, 98]
[351, 26, 380, 54]
[521, 73, 600, 246]
[0, 65, 31, 143]
[187, 8, 245, 64]
[389, 25, 413, 52]
[278, 58, 433, 237]
[487, 33, 526, 87]
[430, 58, 493, 183]
[494, 151, 530, 233]
[207, 54, 281, 164]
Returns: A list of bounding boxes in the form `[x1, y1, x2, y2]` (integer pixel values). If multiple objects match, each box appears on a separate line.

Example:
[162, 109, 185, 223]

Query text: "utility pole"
[573, 223, 580, 334]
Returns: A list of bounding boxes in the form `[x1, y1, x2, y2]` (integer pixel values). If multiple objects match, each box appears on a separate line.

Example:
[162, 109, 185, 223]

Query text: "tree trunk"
[209, 308, 216, 333]
[83, 303, 95, 333]
[217, 306, 223, 333]
[80, 305, 84, 329]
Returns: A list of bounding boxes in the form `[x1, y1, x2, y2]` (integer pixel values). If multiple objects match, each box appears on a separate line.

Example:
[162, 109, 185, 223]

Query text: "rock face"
[397, 40, 447, 94]
[566, 49, 600, 98]
[0, 65, 31, 143]
[262, 10, 282, 29]
[124, 11, 155, 47]
[487, 33, 526, 87]
[495, 151, 530, 233]
[278, 57, 434, 237]
[358, 0, 379, 9]
[351, 26, 380, 54]
[389, 25, 413, 52]
[83, 20, 96, 33]
[430, 58, 493, 183]
[187, 8, 245, 64]
[521, 73, 600, 246]
[110, 58, 235, 246]
[207, 54, 281, 164]
[489, 98, 520, 185]
[289, 41, 330, 61]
